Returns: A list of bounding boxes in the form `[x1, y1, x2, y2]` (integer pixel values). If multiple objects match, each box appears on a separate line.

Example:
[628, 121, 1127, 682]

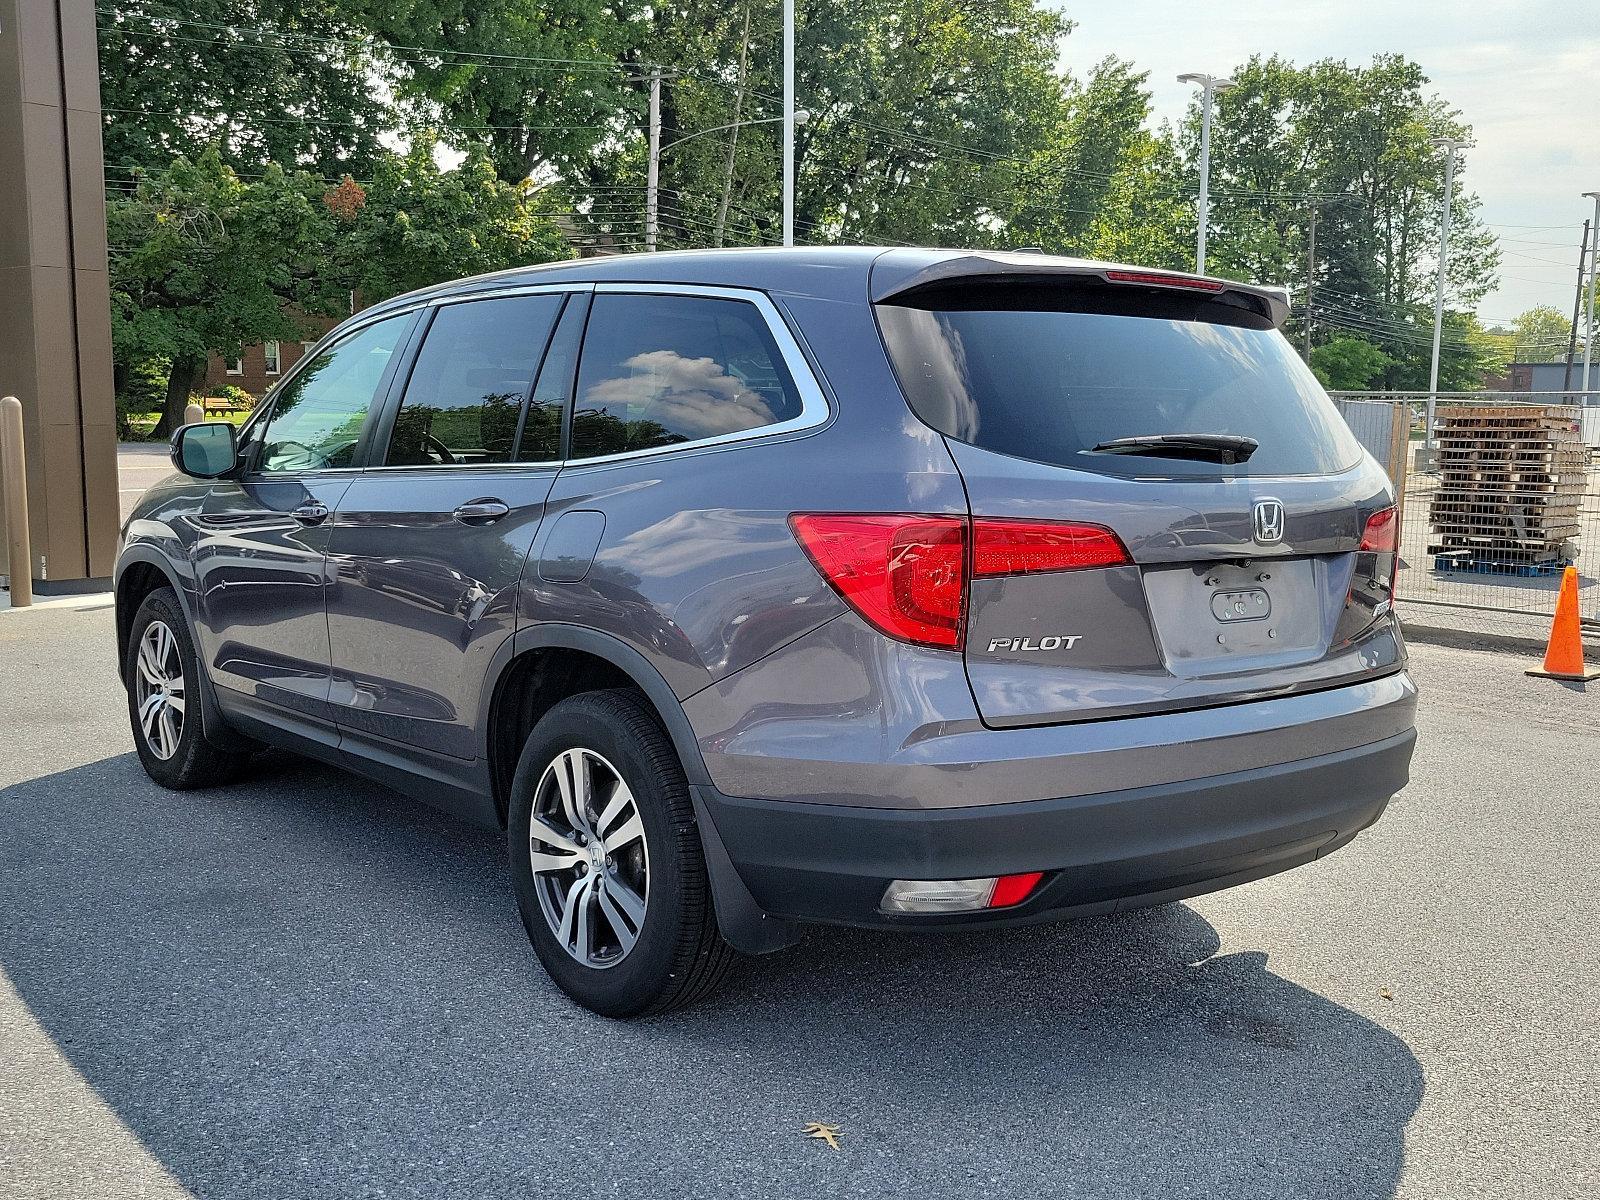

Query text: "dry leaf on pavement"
[803, 1121, 843, 1150]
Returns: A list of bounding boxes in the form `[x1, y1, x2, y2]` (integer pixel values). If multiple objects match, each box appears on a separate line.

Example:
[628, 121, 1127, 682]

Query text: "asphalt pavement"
[1, 604, 1596, 1200]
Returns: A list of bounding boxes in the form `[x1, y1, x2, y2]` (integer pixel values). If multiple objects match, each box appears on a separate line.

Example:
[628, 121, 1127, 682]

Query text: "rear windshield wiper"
[1087, 433, 1260, 465]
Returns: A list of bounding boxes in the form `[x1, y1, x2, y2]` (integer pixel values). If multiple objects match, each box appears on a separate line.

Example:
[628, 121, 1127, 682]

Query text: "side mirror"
[170, 421, 238, 478]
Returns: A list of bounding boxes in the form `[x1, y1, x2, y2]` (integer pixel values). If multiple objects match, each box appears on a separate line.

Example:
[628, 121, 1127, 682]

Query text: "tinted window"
[258, 315, 408, 472]
[877, 293, 1363, 478]
[518, 294, 589, 463]
[386, 295, 563, 467]
[571, 294, 803, 460]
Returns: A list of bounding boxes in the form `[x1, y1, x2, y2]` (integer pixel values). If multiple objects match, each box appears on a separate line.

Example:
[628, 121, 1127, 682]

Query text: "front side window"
[570, 294, 803, 460]
[257, 314, 409, 472]
[384, 294, 563, 467]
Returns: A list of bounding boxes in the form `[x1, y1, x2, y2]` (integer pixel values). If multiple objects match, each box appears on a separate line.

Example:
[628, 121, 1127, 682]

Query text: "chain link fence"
[1332, 391, 1599, 640]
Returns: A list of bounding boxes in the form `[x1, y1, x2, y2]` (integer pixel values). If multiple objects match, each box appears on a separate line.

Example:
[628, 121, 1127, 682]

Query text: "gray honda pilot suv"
[115, 248, 1417, 1016]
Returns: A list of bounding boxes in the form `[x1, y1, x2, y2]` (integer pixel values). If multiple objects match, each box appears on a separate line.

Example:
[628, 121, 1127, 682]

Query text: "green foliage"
[1310, 337, 1392, 390]
[99, 2, 392, 179]
[108, 148, 345, 430]
[354, 0, 649, 185]
[1504, 305, 1573, 363]
[331, 142, 574, 303]
[114, 358, 170, 438]
[98, 4, 1515, 393]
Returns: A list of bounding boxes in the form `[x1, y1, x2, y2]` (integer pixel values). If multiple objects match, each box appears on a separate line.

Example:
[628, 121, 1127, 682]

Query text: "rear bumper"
[696, 728, 1415, 930]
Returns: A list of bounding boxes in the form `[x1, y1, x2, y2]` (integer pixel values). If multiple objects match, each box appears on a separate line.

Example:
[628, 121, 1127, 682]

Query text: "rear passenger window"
[385, 294, 563, 467]
[570, 294, 803, 460]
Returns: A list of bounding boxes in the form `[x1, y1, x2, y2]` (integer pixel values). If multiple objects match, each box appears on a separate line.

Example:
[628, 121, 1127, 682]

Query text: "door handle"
[454, 498, 510, 525]
[290, 502, 329, 524]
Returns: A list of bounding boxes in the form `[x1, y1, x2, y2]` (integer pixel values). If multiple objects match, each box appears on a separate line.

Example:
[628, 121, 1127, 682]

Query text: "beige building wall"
[0, 0, 119, 586]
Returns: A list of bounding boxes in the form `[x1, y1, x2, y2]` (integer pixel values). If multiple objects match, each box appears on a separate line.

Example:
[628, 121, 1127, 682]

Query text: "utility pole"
[1424, 137, 1465, 460]
[782, 0, 796, 246]
[1583, 191, 1600, 403]
[645, 67, 661, 252]
[1179, 72, 1234, 274]
[1303, 202, 1319, 361]
[1563, 219, 1590, 391]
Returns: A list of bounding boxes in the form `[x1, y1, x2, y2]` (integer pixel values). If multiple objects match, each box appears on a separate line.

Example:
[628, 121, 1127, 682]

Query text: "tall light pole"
[1179, 72, 1233, 275]
[1583, 191, 1600, 403]
[1425, 136, 1466, 459]
[644, 68, 661, 253]
[646, 112, 809, 251]
[783, 0, 796, 246]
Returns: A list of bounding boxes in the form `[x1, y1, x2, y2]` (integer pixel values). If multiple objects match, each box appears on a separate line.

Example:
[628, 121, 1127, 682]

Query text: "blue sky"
[1056, 1, 1597, 326]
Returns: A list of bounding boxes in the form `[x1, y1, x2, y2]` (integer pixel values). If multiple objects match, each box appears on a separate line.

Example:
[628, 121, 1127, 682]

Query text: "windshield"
[877, 293, 1363, 478]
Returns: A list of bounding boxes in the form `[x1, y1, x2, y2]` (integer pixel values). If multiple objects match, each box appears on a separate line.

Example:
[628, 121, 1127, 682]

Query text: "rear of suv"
[116, 248, 1416, 1016]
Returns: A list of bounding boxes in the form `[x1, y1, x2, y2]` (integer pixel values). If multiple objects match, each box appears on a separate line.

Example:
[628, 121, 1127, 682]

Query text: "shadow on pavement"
[1, 752, 1422, 1199]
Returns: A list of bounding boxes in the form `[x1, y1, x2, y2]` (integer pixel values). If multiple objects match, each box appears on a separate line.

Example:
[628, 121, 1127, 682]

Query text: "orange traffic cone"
[1526, 566, 1599, 681]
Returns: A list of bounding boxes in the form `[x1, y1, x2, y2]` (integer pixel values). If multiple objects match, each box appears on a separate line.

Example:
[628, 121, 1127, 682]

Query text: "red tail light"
[790, 514, 1130, 650]
[788, 514, 967, 648]
[1360, 506, 1398, 553]
[1359, 506, 1399, 598]
[1104, 269, 1225, 293]
[972, 518, 1129, 577]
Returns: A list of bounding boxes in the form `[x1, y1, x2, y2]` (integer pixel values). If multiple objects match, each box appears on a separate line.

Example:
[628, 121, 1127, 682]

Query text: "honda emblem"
[1253, 498, 1285, 545]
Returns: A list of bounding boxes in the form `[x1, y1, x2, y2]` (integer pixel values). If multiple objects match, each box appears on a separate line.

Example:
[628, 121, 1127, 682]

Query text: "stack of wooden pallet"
[1427, 404, 1586, 572]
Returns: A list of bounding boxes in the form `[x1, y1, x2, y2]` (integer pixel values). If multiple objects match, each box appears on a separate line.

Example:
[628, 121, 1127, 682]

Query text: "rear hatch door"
[874, 259, 1402, 728]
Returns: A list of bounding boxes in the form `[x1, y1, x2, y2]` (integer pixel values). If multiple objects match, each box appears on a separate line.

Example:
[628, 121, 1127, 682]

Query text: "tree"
[98, 1, 393, 179]
[329, 142, 574, 304]
[354, 0, 651, 185]
[1310, 337, 1391, 390]
[1006, 58, 1184, 259]
[591, 0, 1076, 250]
[1504, 305, 1573, 363]
[107, 150, 345, 435]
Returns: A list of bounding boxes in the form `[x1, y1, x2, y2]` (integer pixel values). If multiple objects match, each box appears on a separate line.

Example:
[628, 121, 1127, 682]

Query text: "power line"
[97, 6, 669, 77]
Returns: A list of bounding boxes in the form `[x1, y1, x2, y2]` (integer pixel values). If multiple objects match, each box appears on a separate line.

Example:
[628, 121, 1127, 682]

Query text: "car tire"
[507, 689, 735, 1017]
[125, 587, 250, 790]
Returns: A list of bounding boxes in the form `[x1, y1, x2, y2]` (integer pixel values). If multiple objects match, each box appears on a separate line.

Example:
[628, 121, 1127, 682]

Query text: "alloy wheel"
[134, 620, 186, 760]
[528, 747, 650, 969]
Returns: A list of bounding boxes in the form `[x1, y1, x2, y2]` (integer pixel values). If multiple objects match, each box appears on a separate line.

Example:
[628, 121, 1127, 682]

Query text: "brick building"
[200, 313, 342, 398]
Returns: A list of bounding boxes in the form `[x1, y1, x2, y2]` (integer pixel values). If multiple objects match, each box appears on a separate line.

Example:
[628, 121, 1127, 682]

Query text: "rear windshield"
[876, 286, 1362, 478]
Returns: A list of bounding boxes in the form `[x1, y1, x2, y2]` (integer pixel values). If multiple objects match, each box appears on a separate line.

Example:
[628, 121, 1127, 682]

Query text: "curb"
[1401, 619, 1600, 664]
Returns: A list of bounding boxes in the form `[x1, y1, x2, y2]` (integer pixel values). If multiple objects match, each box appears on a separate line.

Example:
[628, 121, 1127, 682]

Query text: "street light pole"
[1303, 201, 1319, 361]
[1583, 191, 1600, 403]
[1425, 137, 1465, 458]
[1179, 72, 1234, 275]
[645, 68, 661, 252]
[783, 0, 796, 246]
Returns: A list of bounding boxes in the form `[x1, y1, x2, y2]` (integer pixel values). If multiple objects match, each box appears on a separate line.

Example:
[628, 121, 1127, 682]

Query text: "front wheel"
[125, 587, 250, 789]
[507, 689, 734, 1017]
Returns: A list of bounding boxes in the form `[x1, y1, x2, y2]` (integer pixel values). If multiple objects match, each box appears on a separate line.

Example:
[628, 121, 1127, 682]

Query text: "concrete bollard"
[184, 401, 204, 426]
[1, 396, 33, 607]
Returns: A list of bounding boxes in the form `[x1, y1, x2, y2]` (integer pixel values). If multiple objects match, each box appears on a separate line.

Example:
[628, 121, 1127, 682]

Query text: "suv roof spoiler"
[870, 252, 1291, 329]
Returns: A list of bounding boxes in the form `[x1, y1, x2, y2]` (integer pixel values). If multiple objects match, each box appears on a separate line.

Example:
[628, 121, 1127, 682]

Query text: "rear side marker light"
[790, 514, 1128, 651]
[1104, 269, 1225, 293]
[880, 872, 1045, 914]
[987, 871, 1045, 908]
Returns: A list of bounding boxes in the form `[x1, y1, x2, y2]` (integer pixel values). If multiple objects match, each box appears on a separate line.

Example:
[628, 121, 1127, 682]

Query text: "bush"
[115, 358, 169, 439]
